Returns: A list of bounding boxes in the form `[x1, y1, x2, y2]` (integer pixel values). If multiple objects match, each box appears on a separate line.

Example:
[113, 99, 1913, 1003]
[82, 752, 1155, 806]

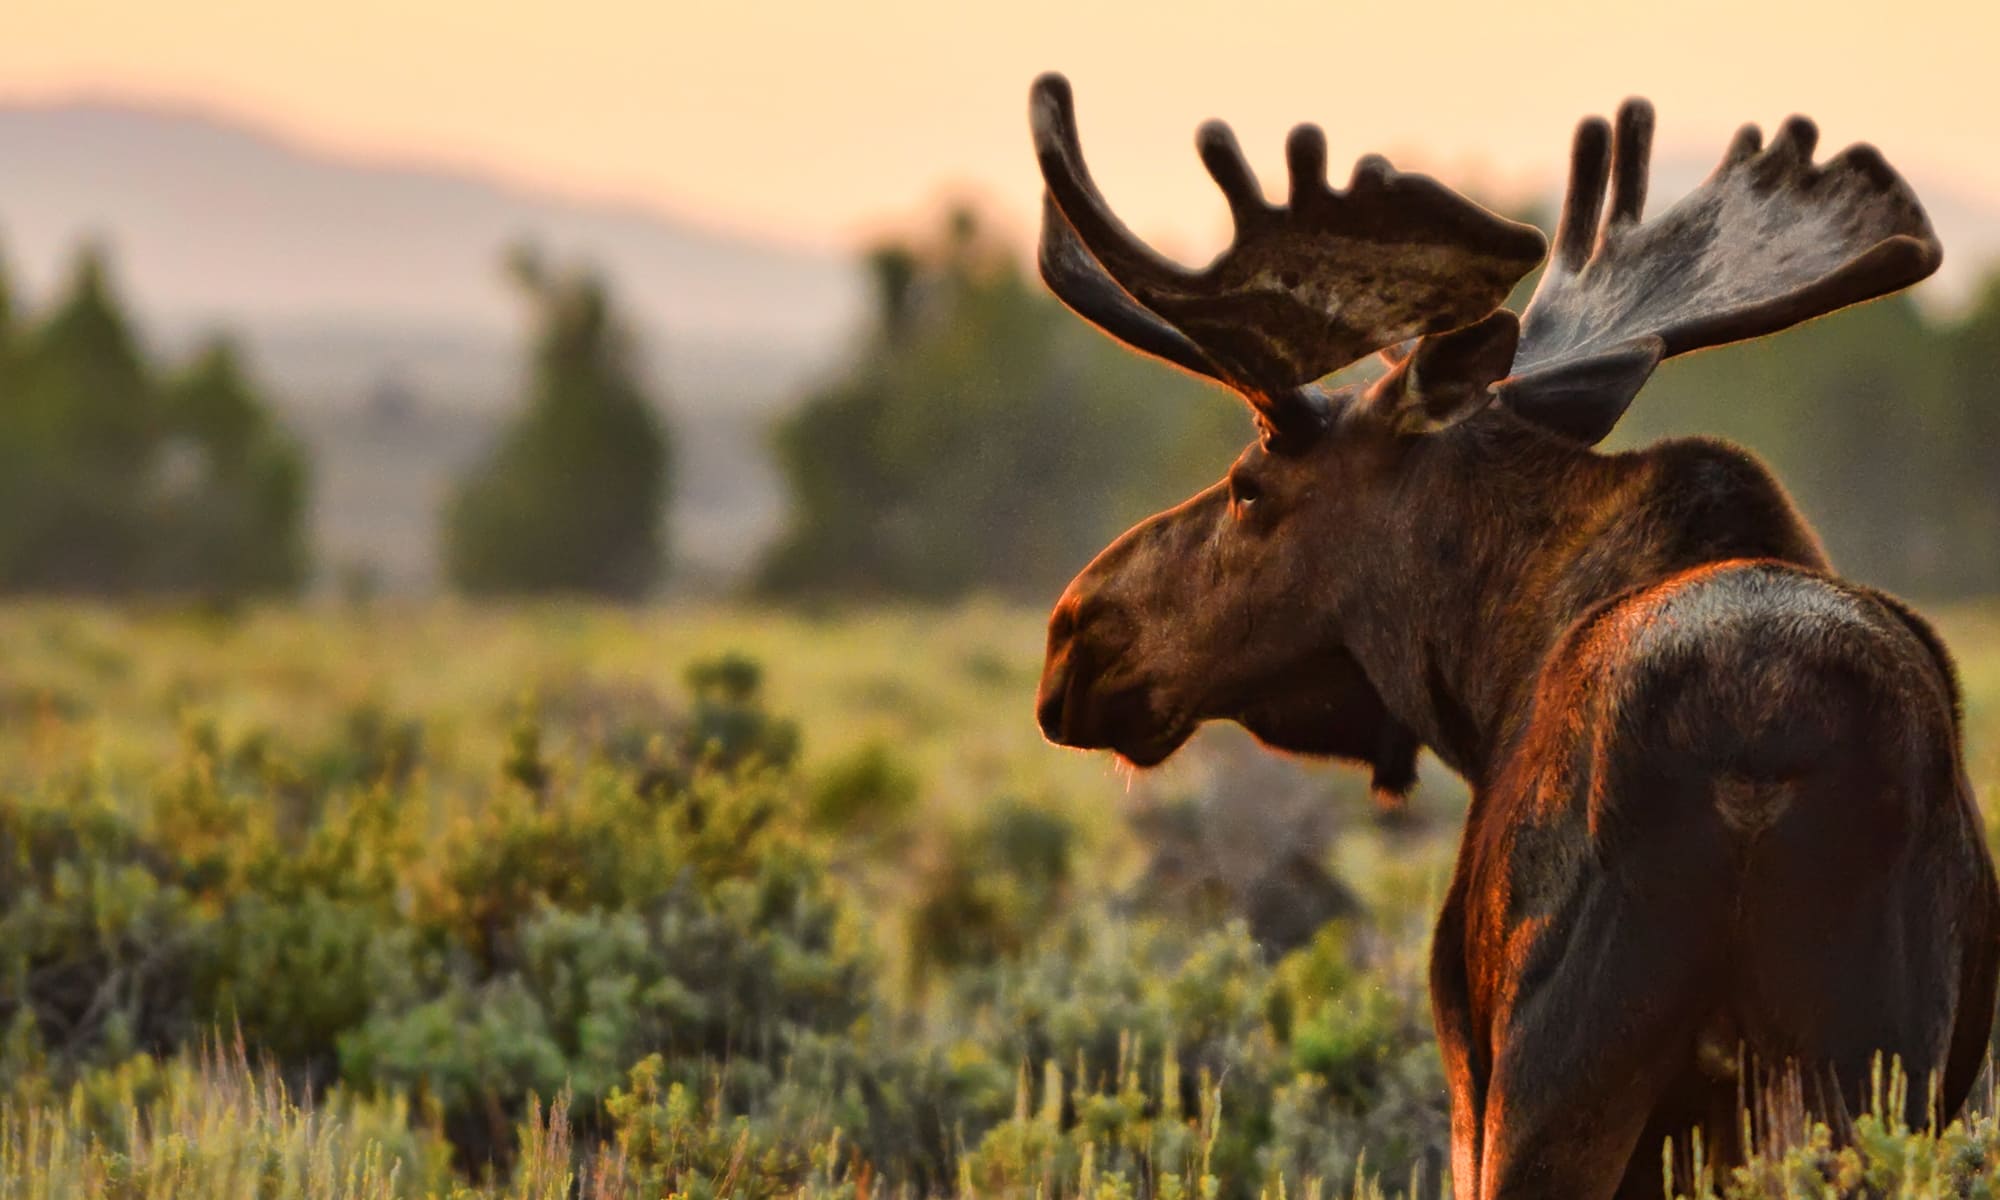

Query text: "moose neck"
[1341, 413, 1827, 784]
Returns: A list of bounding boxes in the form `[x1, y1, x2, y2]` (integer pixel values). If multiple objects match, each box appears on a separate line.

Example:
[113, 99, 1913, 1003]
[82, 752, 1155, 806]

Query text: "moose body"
[1440, 553, 1997, 1196]
[1406, 430, 1997, 1193]
[1022, 72, 2000, 1197]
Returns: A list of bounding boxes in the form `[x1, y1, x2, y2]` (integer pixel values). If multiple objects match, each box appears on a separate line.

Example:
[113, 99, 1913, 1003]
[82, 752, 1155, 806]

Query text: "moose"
[1027, 73, 2000, 1197]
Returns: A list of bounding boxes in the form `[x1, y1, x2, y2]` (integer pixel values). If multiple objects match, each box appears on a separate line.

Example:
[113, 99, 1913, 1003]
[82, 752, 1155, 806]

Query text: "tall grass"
[0, 1040, 450, 1200]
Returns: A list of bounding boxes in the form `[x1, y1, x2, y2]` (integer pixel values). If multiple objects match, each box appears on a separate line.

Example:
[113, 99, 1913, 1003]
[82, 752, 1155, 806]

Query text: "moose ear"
[1492, 336, 1663, 445]
[1363, 310, 1520, 434]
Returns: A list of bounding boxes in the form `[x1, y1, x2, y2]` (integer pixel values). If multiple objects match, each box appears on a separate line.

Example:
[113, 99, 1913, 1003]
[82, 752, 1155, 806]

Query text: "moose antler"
[1031, 72, 1547, 438]
[1501, 99, 1944, 443]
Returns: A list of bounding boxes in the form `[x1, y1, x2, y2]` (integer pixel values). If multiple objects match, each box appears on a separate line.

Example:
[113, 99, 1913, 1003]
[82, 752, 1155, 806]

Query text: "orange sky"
[6, 0, 1997, 257]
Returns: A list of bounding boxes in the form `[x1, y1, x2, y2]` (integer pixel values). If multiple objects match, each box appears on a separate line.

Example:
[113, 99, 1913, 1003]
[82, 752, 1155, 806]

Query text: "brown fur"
[1037, 395, 2000, 1197]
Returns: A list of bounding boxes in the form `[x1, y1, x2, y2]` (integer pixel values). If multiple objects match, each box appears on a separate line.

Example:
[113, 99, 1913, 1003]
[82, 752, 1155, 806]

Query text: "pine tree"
[1, 246, 158, 591]
[756, 207, 1243, 600]
[0, 246, 311, 596]
[444, 246, 673, 599]
[151, 338, 311, 595]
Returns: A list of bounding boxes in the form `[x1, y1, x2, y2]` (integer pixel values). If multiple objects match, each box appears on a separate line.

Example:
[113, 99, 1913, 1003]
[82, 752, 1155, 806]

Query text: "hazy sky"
[7, 0, 1997, 258]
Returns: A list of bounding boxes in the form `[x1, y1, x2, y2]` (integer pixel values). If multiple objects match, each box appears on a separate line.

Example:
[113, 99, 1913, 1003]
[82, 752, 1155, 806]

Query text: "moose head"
[1030, 72, 1941, 783]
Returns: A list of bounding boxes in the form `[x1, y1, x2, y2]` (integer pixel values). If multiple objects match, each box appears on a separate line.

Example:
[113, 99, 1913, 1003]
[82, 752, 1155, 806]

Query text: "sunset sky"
[7, 0, 1997, 259]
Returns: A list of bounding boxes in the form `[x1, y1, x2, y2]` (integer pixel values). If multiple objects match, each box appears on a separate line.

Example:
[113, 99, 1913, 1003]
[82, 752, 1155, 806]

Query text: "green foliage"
[2, 647, 856, 1171]
[0, 787, 207, 1068]
[757, 207, 1246, 600]
[593, 1053, 857, 1200]
[151, 340, 312, 594]
[807, 739, 920, 835]
[445, 246, 673, 599]
[4, 605, 2000, 1197]
[0, 247, 308, 596]
[680, 654, 801, 773]
[1262, 929, 1449, 1193]
[908, 797, 1077, 977]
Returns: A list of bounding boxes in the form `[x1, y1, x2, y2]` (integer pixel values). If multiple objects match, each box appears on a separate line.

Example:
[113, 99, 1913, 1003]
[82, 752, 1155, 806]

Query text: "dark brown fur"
[1037, 398, 2000, 1197]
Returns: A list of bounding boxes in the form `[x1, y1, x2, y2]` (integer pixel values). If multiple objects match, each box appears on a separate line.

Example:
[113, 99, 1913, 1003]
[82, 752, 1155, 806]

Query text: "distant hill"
[0, 100, 866, 413]
[0, 100, 877, 589]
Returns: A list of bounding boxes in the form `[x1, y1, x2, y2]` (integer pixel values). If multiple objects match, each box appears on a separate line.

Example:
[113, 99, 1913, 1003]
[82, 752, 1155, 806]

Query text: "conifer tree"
[151, 339, 310, 594]
[445, 246, 673, 599]
[2, 246, 157, 591]
[0, 245, 310, 596]
[757, 207, 1241, 600]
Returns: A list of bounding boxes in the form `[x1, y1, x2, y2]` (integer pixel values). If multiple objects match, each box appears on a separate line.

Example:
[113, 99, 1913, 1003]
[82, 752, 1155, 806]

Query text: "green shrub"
[908, 797, 1076, 978]
[807, 740, 919, 836]
[0, 789, 209, 1073]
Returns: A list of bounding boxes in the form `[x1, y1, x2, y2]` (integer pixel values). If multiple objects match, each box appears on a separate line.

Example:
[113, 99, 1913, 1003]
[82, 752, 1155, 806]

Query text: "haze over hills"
[0, 100, 867, 413]
[1, 98, 1994, 592]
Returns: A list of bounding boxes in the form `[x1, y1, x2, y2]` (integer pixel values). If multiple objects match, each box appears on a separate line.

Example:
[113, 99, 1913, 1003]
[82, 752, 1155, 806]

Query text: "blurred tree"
[148, 339, 311, 594]
[757, 206, 1244, 601]
[0, 247, 157, 591]
[0, 245, 308, 597]
[0, 249, 18, 486]
[444, 246, 673, 599]
[0, 245, 15, 362]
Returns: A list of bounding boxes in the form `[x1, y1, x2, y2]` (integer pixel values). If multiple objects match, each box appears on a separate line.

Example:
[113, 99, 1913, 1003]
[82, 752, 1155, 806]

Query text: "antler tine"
[1196, 120, 1274, 232]
[1028, 73, 1192, 296]
[1037, 197, 1221, 381]
[1754, 115, 1820, 179]
[1606, 99, 1654, 227]
[1552, 118, 1611, 274]
[1285, 124, 1330, 212]
[1722, 123, 1764, 168]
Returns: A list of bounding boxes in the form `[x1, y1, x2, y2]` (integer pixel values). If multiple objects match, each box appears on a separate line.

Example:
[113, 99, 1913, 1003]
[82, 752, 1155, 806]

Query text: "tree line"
[0, 242, 672, 602]
[0, 248, 307, 596]
[1, 214, 1994, 602]
[763, 208, 2000, 603]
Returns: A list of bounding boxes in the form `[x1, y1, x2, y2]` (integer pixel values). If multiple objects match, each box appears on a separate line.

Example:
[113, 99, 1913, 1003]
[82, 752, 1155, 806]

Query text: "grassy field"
[4, 600, 2000, 1198]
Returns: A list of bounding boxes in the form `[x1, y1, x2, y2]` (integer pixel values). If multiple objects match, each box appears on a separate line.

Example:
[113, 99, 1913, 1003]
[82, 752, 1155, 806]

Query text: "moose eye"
[1227, 473, 1264, 512]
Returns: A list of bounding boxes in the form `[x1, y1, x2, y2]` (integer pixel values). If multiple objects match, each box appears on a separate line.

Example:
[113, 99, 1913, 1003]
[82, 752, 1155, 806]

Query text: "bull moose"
[1027, 72, 2000, 1197]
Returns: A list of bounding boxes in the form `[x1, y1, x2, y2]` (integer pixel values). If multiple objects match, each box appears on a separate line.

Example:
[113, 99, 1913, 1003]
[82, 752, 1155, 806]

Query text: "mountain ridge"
[0, 98, 868, 415]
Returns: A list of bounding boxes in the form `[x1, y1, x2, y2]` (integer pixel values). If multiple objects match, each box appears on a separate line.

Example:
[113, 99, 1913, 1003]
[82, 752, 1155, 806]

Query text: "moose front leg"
[1429, 880, 1488, 1199]
[1471, 867, 1728, 1200]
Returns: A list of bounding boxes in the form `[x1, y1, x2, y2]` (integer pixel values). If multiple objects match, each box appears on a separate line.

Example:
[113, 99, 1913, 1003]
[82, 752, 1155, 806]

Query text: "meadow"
[5, 600, 2000, 1199]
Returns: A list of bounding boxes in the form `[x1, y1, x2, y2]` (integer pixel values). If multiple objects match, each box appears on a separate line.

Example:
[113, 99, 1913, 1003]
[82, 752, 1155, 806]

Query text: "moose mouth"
[1108, 723, 1196, 769]
[1037, 673, 1194, 768]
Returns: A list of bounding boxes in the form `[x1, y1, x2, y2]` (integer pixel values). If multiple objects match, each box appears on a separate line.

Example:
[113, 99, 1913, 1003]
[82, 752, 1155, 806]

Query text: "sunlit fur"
[1036, 392, 2000, 1198]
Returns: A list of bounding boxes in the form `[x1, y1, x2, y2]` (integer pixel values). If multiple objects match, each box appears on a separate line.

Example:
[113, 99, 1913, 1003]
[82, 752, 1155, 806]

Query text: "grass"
[1, 599, 1997, 1198]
